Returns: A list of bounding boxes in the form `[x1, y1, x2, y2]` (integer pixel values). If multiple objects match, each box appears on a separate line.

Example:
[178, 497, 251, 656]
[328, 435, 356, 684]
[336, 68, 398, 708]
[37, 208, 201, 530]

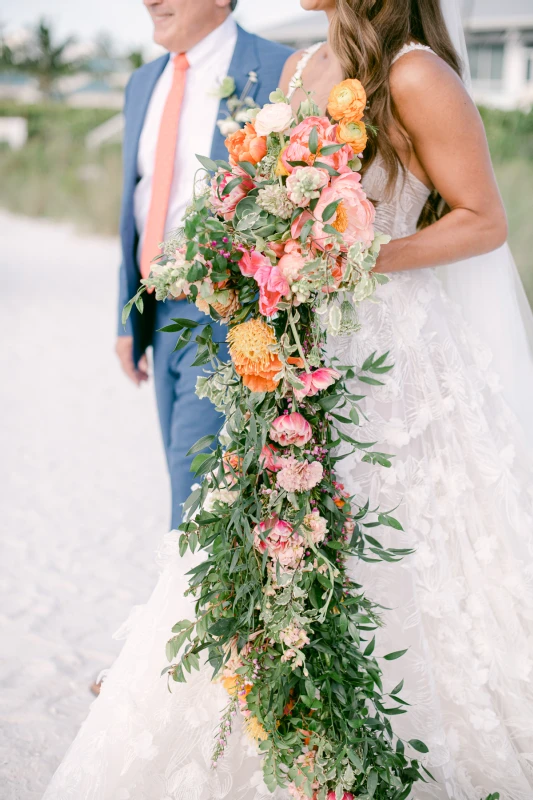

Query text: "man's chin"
[153, 31, 173, 50]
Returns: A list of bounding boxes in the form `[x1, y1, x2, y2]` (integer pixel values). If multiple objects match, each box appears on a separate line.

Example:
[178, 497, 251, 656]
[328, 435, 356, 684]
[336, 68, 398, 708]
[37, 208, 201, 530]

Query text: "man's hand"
[115, 336, 149, 386]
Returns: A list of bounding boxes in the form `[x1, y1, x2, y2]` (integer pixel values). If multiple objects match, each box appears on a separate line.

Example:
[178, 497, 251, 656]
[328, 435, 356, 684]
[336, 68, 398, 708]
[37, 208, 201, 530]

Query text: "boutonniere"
[212, 71, 260, 136]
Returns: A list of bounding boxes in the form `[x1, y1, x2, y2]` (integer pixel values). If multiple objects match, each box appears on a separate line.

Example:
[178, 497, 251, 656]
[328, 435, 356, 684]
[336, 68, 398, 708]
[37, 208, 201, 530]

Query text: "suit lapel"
[210, 26, 260, 162]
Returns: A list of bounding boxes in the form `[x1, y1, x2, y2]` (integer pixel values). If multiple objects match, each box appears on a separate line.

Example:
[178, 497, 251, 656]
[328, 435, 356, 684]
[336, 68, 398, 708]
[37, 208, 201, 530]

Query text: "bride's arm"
[377, 51, 508, 273]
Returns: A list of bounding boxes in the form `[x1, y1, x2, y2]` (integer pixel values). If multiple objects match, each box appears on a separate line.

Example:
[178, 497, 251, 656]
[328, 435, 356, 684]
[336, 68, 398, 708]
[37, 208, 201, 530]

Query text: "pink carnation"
[270, 412, 312, 448]
[294, 367, 341, 400]
[210, 171, 253, 221]
[276, 457, 323, 493]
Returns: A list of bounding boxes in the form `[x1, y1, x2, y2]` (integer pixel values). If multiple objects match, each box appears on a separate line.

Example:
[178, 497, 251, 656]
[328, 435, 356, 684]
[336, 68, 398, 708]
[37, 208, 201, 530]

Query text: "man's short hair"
[230, 0, 238, 9]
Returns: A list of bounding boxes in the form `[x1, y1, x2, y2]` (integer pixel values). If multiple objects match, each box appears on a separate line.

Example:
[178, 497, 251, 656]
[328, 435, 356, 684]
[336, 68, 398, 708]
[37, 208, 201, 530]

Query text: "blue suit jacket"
[118, 25, 293, 363]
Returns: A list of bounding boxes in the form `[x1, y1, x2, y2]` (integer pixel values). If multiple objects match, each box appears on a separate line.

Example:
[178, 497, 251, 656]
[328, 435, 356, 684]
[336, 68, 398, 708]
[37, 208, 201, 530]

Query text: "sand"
[0, 212, 169, 799]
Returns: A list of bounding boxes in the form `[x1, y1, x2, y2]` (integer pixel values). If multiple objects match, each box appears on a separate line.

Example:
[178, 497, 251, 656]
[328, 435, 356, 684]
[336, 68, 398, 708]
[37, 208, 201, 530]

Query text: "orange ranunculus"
[336, 119, 368, 154]
[327, 79, 367, 123]
[225, 122, 267, 167]
[228, 318, 282, 393]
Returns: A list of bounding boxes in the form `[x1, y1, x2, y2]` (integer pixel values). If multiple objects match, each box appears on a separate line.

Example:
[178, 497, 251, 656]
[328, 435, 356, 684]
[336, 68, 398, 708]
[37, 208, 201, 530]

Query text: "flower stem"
[289, 311, 311, 373]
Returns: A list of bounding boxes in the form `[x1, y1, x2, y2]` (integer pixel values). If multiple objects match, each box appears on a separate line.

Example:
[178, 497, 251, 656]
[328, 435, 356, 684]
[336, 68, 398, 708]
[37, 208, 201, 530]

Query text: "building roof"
[466, 0, 533, 29]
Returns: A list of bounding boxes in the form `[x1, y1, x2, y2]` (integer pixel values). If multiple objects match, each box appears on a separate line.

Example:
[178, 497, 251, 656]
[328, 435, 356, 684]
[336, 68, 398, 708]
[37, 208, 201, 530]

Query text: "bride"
[44, 1, 533, 798]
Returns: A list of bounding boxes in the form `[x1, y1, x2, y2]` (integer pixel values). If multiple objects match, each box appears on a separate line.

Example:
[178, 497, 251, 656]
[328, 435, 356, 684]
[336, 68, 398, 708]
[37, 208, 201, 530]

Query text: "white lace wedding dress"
[44, 46, 533, 800]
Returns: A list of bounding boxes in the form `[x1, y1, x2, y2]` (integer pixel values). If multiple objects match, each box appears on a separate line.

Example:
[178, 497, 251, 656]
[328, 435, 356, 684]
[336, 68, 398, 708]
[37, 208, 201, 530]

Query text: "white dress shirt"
[134, 15, 238, 252]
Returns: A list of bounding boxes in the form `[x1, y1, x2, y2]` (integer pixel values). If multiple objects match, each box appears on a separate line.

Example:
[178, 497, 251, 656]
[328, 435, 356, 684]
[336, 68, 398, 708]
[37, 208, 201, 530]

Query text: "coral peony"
[302, 171, 375, 250]
[270, 412, 312, 447]
[228, 318, 282, 392]
[279, 116, 332, 174]
[327, 78, 366, 123]
[294, 367, 341, 400]
[276, 457, 324, 492]
[225, 122, 267, 166]
[210, 171, 253, 220]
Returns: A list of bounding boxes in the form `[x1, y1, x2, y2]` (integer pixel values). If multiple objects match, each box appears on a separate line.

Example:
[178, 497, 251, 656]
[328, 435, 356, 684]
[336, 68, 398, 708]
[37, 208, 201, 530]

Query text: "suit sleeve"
[117, 76, 134, 337]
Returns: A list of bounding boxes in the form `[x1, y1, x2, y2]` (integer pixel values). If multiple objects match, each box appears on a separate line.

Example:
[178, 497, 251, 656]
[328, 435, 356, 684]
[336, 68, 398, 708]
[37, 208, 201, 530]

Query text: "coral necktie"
[140, 53, 189, 281]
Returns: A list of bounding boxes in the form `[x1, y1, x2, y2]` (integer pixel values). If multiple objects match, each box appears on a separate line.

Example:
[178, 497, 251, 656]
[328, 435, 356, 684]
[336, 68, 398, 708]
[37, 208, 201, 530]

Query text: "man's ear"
[214, 0, 234, 9]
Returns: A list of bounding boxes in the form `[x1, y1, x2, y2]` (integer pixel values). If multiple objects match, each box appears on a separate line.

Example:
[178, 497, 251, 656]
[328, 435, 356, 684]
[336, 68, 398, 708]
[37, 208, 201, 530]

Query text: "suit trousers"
[152, 298, 228, 529]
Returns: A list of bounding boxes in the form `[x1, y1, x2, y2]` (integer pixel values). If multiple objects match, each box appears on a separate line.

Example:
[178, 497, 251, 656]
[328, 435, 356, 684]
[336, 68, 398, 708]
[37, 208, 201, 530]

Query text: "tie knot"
[173, 53, 189, 71]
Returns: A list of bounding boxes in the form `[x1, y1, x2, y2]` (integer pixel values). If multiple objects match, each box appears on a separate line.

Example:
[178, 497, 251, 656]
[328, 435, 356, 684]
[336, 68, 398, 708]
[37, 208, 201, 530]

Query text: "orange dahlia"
[228, 318, 282, 393]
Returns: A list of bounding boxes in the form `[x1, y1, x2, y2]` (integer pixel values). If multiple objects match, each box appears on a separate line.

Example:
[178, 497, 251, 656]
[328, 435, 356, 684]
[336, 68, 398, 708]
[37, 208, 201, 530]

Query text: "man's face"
[143, 0, 230, 51]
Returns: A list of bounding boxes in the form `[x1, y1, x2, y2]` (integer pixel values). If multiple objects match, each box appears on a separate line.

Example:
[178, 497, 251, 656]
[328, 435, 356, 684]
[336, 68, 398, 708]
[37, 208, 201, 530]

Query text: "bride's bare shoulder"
[389, 47, 468, 109]
[279, 50, 307, 94]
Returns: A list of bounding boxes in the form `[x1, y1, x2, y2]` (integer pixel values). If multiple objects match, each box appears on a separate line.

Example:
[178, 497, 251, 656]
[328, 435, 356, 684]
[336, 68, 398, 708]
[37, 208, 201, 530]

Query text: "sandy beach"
[0, 212, 169, 798]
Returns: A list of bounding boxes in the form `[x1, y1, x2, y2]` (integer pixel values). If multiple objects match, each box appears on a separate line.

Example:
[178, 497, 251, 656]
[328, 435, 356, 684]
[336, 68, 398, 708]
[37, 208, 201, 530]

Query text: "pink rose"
[210, 171, 253, 221]
[270, 412, 312, 447]
[255, 264, 291, 317]
[259, 444, 284, 472]
[294, 367, 341, 400]
[303, 509, 328, 544]
[328, 794, 353, 800]
[238, 249, 271, 278]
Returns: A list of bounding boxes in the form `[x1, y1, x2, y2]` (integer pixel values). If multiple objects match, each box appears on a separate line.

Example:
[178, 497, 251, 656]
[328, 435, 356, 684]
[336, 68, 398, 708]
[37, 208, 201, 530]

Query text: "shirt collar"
[179, 15, 237, 70]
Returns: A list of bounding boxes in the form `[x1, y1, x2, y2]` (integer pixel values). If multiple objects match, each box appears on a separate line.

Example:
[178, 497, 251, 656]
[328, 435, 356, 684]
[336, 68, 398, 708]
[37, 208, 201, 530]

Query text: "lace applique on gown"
[44, 43, 533, 800]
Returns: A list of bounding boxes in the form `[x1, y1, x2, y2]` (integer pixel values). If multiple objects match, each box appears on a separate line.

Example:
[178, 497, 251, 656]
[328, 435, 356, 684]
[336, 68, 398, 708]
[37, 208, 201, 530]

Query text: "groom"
[116, 0, 292, 528]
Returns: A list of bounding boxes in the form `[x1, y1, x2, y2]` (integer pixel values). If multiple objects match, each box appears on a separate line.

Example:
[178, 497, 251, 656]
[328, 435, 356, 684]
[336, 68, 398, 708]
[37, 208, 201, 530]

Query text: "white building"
[466, 0, 533, 109]
[260, 1, 533, 110]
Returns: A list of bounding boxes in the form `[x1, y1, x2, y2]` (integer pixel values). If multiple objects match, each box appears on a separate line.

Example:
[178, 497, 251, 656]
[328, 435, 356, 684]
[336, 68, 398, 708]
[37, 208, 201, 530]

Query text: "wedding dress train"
[44, 51, 533, 800]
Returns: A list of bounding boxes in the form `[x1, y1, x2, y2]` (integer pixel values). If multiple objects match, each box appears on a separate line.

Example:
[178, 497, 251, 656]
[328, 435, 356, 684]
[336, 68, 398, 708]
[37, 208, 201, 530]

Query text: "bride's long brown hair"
[330, 0, 462, 226]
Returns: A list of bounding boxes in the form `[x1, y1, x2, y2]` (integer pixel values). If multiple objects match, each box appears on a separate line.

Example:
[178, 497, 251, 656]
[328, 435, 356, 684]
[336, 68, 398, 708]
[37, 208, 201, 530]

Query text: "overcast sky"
[1, 0, 310, 49]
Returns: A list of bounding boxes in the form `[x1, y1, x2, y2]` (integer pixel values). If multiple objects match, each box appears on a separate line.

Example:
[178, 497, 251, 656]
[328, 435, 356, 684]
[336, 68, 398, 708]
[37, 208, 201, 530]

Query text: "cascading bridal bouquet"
[124, 80, 432, 799]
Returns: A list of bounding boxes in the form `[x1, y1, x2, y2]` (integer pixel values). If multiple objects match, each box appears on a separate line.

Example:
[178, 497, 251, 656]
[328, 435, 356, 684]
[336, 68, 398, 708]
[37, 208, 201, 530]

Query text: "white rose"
[217, 118, 241, 136]
[254, 103, 294, 136]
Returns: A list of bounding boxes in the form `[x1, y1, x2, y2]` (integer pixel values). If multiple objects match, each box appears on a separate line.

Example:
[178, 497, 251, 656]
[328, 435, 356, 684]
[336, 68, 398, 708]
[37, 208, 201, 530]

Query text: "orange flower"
[275, 145, 290, 176]
[244, 716, 268, 742]
[223, 452, 243, 473]
[225, 122, 267, 167]
[327, 79, 367, 123]
[336, 119, 368, 154]
[228, 318, 282, 393]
